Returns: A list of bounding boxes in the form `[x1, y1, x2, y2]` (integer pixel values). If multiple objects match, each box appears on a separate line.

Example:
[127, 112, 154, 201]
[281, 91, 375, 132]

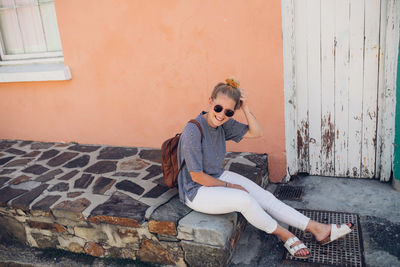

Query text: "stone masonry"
[0, 139, 268, 266]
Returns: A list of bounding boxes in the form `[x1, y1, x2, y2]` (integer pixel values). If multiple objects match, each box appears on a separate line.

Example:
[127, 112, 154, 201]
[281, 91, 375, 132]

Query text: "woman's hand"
[228, 182, 249, 193]
[240, 87, 263, 138]
[239, 87, 247, 109]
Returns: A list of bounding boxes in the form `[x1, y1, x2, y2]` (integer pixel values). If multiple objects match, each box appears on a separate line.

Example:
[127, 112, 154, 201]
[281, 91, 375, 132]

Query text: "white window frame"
[0, 0, 70, 82]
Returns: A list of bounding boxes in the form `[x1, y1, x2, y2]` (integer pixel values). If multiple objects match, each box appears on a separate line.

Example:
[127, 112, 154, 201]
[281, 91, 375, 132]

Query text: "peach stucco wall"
[0, 0, 286, 182]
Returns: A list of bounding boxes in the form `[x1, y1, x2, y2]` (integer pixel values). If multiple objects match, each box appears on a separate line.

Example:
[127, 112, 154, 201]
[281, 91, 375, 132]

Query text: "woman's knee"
[235, 192, 259, 212]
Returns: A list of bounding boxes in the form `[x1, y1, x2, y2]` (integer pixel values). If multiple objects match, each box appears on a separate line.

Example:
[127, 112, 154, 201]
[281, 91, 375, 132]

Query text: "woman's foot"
[307, 221, 354, 244]
[283, 235, 311, 258]
[273, 224, 310, 258]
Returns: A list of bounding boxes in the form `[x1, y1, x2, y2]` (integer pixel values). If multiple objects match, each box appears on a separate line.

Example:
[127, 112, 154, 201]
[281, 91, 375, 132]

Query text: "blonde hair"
[211, 82, 242, 110]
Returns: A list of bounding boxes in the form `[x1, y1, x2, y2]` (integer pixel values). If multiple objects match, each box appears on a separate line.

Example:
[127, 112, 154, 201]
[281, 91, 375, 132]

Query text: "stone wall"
[0, 196, 248, 267]
[0, 140, 268, 266]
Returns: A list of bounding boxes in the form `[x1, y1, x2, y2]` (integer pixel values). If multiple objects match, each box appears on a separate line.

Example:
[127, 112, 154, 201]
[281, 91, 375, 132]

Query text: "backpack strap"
[179, 119, 204, 173]
[188, 119, 204, 140]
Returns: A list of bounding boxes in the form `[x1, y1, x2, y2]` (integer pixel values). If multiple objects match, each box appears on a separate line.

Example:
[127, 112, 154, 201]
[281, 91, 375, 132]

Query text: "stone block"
[31, 232, 59, 249]
[119, 158, 149, 171]
[74, 174, 94, 189]
[150, 195, 192, 225]
[74, 226, 108, 243]
[0, 156, 15, 166]
[57, 235, 86, 251]
[84, 161, 117, 174]
[47, 152, 78, 167]
[107, 246, 137, 260]
[35, 169, 63, 182]
[90, 192, 149, 225]
[0, 177, 10, 187]
[11, 183, 49, 210]
[54, 217, 90, 228]
[49, 182, 69, 192]
[89, 215, 139, 227]
[64, 155, 90, 168]
[177, 211, 237, 247]
[117, 228, 139, 245]
[31, 142, 54, 150]
[98, 146, 138, 159]
[157, 234, 180, 242]
[142, 165, 162, 180]
[58, 170, 79, 180]
[84, 241, 105, 257]
[115, 180, 145, 195]
[31, 195, 61, 212]
[5, 158, 32, 167]
[149, 220, 177, 236]
[11, 175, 31, 185]
[67, 192, 84, 198]
[68, 144, 101, 153]
[160, 241, 186, 266]
[139, 149, 162, 164]
[22, 164, 49, 175]
[181, 240, 229, 267]
[68, 242, 84, 253]
[92, 176, 116, 194]
[137, 238, 175, 266]
[0, 168, 16, 175]
[30, 209, 51, 217]
[0, 215, 26, 244]
[0, 187, 27, 206]
[27, 220, 66, 233]
[22, 150, 41, 158]
[52, 198, 90, 221]
[37, 149, 59, 161]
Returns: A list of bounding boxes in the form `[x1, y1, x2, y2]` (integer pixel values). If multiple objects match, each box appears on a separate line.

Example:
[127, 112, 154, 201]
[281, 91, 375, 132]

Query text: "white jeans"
[185, 171, 310, 233]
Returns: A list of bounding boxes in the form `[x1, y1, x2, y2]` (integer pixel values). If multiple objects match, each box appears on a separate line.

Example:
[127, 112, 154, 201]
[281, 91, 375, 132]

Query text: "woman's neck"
[202, 113, 217, 129]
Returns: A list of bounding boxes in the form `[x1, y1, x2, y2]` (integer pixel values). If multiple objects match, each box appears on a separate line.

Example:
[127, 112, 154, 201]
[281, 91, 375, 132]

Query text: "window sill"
[0, 63, 71, 83]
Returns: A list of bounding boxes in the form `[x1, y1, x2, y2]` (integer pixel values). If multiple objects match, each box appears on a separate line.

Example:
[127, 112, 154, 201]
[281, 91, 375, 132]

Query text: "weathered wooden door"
[282, 0, 400, 180]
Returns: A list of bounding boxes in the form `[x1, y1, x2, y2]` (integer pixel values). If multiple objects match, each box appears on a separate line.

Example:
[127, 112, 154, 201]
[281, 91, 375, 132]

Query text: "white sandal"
[319, 223, 354, 245]
[283, 236, 311, 259]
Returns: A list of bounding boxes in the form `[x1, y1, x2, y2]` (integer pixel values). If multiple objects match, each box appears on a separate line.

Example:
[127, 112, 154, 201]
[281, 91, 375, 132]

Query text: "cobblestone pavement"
[0, 139, 176, 221]
[0, 140, 265, 222]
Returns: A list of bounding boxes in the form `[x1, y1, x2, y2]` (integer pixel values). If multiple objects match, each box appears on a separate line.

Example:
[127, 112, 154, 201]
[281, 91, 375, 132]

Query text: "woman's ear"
[208, 97, 213, 106]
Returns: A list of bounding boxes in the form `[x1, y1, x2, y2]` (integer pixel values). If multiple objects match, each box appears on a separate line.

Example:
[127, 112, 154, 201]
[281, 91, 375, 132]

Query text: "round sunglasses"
[213, 104, 235, 117]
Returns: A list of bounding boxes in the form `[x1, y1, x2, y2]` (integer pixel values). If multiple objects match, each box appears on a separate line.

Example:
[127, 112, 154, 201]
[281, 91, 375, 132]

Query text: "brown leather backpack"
[161, 120, 203, 188]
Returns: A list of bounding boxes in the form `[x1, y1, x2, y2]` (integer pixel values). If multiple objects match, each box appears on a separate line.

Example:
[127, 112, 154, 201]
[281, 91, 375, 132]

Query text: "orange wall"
[0, 0, 286, 182]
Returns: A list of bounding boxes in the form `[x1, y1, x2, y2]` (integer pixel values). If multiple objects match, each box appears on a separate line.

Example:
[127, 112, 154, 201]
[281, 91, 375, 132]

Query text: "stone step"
[0, 139, 268, 266]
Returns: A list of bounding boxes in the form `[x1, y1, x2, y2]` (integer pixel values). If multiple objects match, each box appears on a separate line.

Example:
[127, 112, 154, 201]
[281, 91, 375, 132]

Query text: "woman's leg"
[186, 185, 310, 257]
[186, 185, 278, 233]
[219, 171, 310, 231]
[219, 171, 352, 245]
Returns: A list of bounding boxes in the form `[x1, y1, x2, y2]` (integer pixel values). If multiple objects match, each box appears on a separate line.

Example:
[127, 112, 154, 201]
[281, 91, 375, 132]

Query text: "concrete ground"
[1, 175, 399, 267]
[230, 175, 400, 267]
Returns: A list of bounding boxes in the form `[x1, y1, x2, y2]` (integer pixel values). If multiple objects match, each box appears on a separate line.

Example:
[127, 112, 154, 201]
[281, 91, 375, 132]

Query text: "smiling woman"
[176, 78, 354, 260]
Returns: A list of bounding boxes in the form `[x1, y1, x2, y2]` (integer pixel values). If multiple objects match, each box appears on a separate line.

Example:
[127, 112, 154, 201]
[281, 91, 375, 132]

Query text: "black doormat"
[283, 209, 364, 267]
[274, 185, 305, 201]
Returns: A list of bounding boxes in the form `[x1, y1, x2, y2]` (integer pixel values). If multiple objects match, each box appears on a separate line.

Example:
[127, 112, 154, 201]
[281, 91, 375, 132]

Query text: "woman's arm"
[239, 88, 263, 138]
[190, 171, 248, 192]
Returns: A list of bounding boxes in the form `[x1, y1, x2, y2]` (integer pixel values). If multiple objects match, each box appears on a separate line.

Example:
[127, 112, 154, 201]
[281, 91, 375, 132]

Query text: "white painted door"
[282, 0, 400, 180]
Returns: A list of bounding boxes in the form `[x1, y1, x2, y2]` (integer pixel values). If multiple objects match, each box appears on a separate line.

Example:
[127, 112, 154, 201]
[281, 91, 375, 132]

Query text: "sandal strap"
[331, 223, 352, 240]
[286, 242, 309, 255]
[284, 236, 300, 247]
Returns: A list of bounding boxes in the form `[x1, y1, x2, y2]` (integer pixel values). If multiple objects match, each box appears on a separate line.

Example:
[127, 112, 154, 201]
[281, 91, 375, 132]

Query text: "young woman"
[177, 79, 353, 259]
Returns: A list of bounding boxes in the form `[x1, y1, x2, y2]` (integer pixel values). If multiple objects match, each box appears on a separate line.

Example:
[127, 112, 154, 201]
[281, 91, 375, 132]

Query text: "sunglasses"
[214, 104, 235, 117]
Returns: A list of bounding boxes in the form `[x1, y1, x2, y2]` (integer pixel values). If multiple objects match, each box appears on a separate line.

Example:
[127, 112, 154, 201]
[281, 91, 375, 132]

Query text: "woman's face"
[207, 93, 236, 128]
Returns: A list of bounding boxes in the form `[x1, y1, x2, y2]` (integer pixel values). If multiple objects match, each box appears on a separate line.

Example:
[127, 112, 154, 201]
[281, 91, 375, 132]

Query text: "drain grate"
[283, 209, 364, 267]
[274, 185, 305, 201]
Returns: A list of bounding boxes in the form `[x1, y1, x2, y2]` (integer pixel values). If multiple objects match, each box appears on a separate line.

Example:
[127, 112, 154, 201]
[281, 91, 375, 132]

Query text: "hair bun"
[225, 78, 240, 89]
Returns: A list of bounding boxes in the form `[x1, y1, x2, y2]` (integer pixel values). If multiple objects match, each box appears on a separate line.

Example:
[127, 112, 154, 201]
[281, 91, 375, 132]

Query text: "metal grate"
[274, 185, 305, 201]
[283, 209, 364, 267]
